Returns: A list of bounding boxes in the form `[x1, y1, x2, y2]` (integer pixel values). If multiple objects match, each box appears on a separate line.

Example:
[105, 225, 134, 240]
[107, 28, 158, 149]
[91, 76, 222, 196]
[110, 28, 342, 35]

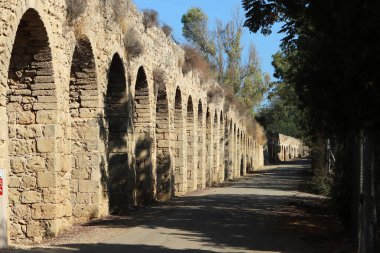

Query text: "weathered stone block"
[26, 222, 44, 238]
[32, 203, 60, 219]
[21, 191, 41, 204]
[37, 172, 56, 188]
[79, 180, 98, 193]
[36, 138, 55, 153]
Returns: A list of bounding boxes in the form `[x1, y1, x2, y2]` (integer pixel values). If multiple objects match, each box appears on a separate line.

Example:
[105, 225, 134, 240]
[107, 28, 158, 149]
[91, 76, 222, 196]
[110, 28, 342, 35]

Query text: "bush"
[207, 84, 224, 103]
[111, 0, 129, 23]
[161, 24, 173, 38]
[124, 29, 143, 59]
[182, 45, 211, 80]
[153, 67, 166, 95]
[143, 9, 159, 30]
[66, 0, 88, 25]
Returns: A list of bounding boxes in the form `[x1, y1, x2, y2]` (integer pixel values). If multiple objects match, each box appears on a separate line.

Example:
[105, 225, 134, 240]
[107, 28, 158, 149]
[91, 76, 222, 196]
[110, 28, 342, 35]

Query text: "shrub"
[182, 45, 211, 80]
[207, 84, 224, 103]
[153, 67, 166, 95]
[161, 24, 173, 38]
[143, 9, 159, 30]
[66, 0, 88, 25]
[111, 0, 129, 23]
[124, 29, 143, 59]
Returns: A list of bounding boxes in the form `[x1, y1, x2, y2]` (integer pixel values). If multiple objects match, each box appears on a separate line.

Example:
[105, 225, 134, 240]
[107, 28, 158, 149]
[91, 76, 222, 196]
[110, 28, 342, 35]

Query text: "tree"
[181, 8, 216, 62]
[242, 0, 380, 136]
[181, 7, 270, 112]
[256, 51, 307, 140]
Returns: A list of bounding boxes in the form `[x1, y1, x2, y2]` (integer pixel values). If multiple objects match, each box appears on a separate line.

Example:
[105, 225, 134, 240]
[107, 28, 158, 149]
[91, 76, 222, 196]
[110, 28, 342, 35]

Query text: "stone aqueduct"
[0, 0, 268, 246]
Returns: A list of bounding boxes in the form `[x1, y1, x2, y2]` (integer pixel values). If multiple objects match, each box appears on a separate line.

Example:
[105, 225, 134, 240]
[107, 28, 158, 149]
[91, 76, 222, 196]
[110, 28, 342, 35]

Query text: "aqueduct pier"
[0, 0, 270, 246]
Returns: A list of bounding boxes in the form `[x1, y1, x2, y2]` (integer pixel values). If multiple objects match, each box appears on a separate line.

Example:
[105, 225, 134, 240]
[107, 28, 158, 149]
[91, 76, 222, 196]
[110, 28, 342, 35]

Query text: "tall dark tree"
[243, 0, 380, 136]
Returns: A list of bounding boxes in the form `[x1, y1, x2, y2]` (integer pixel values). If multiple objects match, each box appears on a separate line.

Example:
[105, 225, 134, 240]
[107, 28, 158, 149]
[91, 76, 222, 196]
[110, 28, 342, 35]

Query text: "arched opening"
[106, 54, 131, 214]
[7, 9, 57, 243]
[212, 110, 218, 184]
[186, 96, 195, 192]
[133, 67, 152, 205]
[205, 108, 212, 186]
[224, 119, 231, 180]
[196, 100, 203, 189]
[237, 129, 241, 177]
[69, 39, 102, 221]
[233, 123, 237, 178]
[219, 111, 224, 182]
[155, 82, 171, 201]
[173, 87, 185, 195]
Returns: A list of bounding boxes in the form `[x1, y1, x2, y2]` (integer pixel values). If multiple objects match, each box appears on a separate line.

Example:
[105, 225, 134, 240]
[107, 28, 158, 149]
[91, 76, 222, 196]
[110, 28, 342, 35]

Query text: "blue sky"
[133, 0, 283, 79]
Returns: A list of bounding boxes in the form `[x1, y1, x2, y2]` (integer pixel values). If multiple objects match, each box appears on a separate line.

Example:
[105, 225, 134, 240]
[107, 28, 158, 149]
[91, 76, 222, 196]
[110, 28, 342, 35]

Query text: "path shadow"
[8, 160, 350, 253]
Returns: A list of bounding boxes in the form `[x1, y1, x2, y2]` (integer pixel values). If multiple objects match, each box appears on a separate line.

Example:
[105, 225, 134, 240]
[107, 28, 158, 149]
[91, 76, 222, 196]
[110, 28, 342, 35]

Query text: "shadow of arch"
[186, 96, 195, 191]
[173, 87, 184, 196]
[105, 53, 133, 214]
[196, 99, 204, 189]
[224, 118, 231, 181]
[212, 110, 218, 185]
[69, 38, 102, 221]
[219, 111, 224, 182]
[205, 107, 212, 186]
[6, 8, 57, 242]
[155, 81, 171, 201]
[133, 66, 153, 206]
[233, 123, 237, 177]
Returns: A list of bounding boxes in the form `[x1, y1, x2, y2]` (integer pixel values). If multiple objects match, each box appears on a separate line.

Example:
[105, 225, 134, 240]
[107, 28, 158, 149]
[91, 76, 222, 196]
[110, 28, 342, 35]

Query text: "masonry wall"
[0, 0, 265, 247]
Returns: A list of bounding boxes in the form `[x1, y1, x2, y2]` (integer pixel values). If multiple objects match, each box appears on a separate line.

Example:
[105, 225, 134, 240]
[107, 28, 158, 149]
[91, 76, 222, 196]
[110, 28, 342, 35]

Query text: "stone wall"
[0, 0, 266, 247]
[267, 134, 307, 163]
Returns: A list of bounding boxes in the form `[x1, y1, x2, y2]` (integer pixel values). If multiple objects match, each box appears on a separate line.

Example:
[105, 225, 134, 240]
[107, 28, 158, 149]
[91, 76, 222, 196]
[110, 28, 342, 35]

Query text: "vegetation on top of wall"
[66, 0, 88, 25]
[143, 9, 159, 31]
[182, 45, 211, 81]
[124, 28, 144, 59]
[153, 67, 166, 96]
[111, 0, 130, 23]
[161, 24, 173, 38]
[180, 6, 269, 141]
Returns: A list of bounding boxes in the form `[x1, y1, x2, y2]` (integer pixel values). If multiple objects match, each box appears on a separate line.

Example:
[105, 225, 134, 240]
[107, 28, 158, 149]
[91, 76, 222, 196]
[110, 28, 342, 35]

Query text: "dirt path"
[6, 160, 350, 252]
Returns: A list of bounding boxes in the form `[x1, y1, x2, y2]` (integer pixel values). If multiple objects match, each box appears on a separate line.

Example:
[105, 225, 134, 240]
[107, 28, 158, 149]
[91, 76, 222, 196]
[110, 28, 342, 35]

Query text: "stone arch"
[224, 118, 231, 180]
[69, 38, 102, 221]
[232, 123, 237, 178]
[6, 9, 58, 243]
[212, 110, 218, 184]
[237, 129, 243, 176]
[186, 96, 196, 191]
[205, 107, 212, 186]
[173, 87, 185, 196]
[155, 81, 171, 201]
[133, 66, 153, 205]
[106, 53, 131, 214]
[219, 111, 224, 182]
[196, 100, 204, 189]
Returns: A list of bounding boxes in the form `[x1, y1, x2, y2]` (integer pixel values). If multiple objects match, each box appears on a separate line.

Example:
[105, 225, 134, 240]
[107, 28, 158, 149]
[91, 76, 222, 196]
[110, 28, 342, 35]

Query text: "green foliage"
[256, 50, 309, 140]
[181, 7, 269, 112]
[242, 0, 380, 136]
[181, 8, 216, 58]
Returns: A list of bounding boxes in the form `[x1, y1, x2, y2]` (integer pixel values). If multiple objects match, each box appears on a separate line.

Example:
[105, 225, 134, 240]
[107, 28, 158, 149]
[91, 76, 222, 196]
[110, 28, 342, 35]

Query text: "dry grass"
[111, 0, 129, 23]
[182, 45, 211, 81]
[207, 84, 224, 103]
[73, 18, 87, 41]
[143, 9, 159, 31]
[161, 24, 173, 38]
[124, 29, 143, 59]
[153, 67, 166, 95]
[66, 0, 88, 25]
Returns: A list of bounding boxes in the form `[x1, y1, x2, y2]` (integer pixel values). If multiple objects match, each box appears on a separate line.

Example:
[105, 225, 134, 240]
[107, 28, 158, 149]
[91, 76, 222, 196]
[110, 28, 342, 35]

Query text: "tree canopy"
[242, 0, 380, 137]
[181, 7, 270, 112]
